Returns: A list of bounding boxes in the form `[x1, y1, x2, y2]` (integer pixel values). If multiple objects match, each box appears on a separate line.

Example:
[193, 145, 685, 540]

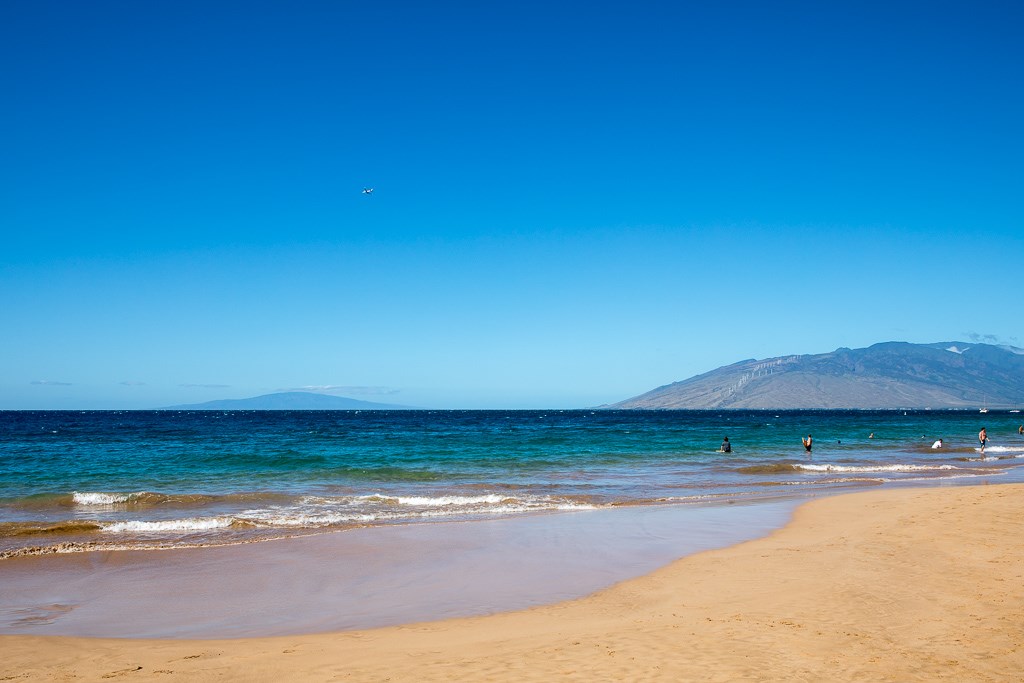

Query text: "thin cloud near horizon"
[30, 380, 72, 386]
[965, 332, 1020, 347]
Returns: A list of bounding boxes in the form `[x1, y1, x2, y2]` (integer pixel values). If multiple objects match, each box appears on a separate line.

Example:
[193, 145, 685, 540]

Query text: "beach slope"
[3, 484, 1022, 681]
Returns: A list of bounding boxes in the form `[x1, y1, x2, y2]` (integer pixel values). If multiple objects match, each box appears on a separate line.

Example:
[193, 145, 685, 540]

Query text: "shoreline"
[0, 489, 805, 562]
[2, 482, 1022, 681]
[0, 496, 799, 638]
[5, 458, 1017, 562]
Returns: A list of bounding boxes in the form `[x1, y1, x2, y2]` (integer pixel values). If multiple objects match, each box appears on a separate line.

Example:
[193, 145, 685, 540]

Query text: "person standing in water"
[979, 427, 988, 454]
[802, 434, 813, 453]
[720, 436, 731, 453]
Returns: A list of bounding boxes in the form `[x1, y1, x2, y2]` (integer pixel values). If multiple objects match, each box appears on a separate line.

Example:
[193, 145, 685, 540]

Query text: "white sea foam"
[408, 501, 596, 517]
[354, 493, 595, 509]
[795, 463, 958, 473]
[890, 471, 1005, 484]
[234, 494, 597, 529]
[386, 494, 596, 512]
[305, 494, 525, 507]
[976, 446, 1024, 454]
[241, 512, 378, 527]
[969, 454, 1023, 462]
[103, 518, 233, 533]
[390, 494, 511, 506]
[72, 491, 142, 505]
[553, 502, 596, 510]
[764, 477, 886, 486]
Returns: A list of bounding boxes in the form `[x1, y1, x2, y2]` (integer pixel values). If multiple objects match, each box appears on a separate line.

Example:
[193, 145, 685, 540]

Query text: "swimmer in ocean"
[802, 434, 813, 453]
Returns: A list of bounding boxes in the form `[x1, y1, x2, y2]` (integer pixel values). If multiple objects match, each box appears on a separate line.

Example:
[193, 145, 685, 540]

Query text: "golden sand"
[2, 484, 1022, 681]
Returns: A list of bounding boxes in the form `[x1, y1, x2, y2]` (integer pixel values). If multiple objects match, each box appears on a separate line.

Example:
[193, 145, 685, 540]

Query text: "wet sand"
[2, 484, 1022, 681]
[0, 499, 796, 638]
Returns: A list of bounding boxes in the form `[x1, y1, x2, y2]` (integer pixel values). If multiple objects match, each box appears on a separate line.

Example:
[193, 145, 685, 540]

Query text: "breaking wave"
[794, 463, 959, 473]
[103, 517, 239, 533]
[72, 491, 146, 506]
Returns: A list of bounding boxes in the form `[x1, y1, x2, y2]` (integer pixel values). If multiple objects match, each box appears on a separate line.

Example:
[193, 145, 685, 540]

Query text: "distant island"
[609, 342, 1024, 410]
[161, 391, 418, 410]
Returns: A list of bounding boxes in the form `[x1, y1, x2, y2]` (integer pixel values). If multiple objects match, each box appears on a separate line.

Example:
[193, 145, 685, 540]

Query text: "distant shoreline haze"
[12, 341, 1023, 412]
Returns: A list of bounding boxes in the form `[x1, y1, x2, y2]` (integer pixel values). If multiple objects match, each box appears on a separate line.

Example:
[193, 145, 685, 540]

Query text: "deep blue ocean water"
[2, 409, 1022, 558]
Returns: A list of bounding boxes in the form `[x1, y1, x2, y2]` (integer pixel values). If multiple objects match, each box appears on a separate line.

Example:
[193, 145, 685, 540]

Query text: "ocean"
[2, 409, 1023, 559]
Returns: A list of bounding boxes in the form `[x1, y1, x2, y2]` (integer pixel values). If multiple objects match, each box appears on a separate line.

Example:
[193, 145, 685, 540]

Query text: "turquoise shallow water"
[2, 409, 1022, 557]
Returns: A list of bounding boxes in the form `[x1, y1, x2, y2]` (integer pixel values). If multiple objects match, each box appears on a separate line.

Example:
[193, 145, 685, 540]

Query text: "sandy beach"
[2, 483, 1022, 681]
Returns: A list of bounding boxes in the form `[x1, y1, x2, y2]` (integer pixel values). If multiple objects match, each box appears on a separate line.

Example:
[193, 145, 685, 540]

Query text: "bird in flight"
[362, 187, 374, 195]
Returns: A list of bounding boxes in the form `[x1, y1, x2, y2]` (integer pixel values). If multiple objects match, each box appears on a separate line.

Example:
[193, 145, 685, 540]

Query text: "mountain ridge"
[161, 391, 418, 410]
[611, 341, 1024, 410]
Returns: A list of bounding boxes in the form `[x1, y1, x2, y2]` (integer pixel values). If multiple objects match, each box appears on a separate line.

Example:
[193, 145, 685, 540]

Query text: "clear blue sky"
[2, 1, 1022, 409]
